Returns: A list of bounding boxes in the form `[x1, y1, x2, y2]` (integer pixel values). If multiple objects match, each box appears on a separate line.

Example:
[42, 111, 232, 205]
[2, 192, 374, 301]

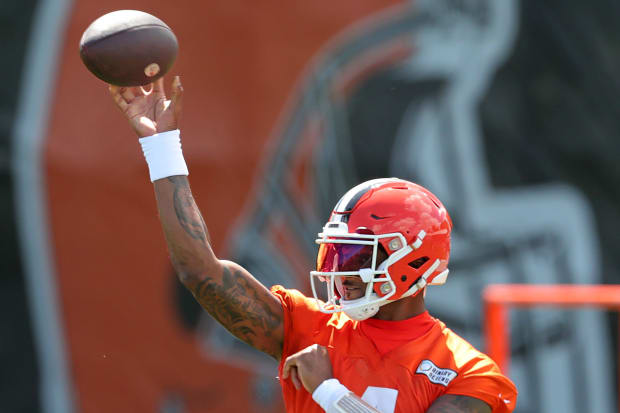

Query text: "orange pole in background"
[484, 301, 509, 372]
[483, 284, 620, 413]
[483, 284, 620, 307]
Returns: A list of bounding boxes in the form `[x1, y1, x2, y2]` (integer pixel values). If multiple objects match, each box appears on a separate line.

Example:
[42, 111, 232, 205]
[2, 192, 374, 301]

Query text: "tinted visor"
[316, 243, 374, 272]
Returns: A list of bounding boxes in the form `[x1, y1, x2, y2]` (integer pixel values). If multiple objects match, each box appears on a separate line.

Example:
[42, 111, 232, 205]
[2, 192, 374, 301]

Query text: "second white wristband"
[139, 129, 189, 182]
[312, 379, 350, 412]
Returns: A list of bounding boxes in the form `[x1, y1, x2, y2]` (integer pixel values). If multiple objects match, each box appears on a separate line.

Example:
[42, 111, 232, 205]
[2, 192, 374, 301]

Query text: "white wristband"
[312, 379, 350, 412]
[139, 129, 189, 182]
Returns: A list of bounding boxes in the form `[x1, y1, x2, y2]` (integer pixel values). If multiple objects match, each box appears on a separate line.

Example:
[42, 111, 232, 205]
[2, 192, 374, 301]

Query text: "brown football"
[79, 10, 178, 86]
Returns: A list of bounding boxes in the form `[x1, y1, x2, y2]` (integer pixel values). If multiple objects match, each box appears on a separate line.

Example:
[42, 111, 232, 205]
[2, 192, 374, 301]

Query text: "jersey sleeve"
[270, 285, 323, 364]
[445, 355, 517, 413]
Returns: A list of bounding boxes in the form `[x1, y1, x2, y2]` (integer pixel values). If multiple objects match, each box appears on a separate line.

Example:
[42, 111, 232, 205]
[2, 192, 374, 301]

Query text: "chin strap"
[341, 296, 380, 321]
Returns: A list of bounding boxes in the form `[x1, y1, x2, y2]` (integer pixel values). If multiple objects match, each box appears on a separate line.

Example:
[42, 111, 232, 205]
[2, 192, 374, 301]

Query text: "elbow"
[175, 268, 199, 287]
[171, 257, 220, 289]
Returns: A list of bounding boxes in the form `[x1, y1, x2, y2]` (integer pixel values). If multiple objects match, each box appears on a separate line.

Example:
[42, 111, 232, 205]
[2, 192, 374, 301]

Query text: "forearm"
[153, 175, 217, 285]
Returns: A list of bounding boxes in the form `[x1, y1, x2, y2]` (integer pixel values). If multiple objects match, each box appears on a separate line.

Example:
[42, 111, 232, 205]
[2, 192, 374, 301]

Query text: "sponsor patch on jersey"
[415, 359, 457, 386]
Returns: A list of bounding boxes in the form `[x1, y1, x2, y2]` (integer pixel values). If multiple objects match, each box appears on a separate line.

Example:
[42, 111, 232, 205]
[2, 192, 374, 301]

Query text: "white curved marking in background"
[397, 1, 613, 411]
[11, 0, 75, 412]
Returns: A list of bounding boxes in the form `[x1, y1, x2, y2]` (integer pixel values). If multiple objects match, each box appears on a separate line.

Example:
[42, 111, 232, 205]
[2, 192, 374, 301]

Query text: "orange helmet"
[310, 178, 452, 320]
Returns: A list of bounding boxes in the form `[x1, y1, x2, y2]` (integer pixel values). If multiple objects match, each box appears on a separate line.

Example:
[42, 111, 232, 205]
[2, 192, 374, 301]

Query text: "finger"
[282, 357, 291, 379]
[319, 344, 329, 357]
[289, 366, 301, 390]
[130, 86, 144, 97]
[171, 75, 183, 119]
[153, 77, 165, 93]
[109, 85, 128, 112]
[327, 345, 335, 358]
[120, 87, 135, 102]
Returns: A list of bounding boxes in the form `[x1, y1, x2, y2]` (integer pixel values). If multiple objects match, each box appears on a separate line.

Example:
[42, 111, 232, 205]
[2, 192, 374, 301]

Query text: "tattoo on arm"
[427, 395, 491, 413]
[169, 176, 210, 244]
[192, 266, 282, 357]
[159, 176, 284, 359]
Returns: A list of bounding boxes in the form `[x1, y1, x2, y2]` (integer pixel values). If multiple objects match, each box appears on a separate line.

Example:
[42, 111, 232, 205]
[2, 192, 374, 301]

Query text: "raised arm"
[109, 77, 284, 360]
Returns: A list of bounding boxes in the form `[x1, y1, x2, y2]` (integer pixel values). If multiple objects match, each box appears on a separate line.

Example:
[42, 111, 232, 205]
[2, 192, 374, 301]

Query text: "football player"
[109, 77, 517, 413]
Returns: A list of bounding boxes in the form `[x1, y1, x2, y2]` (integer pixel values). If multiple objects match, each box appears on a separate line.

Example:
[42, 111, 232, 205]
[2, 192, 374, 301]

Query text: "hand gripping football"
[79, 10, 178, 86]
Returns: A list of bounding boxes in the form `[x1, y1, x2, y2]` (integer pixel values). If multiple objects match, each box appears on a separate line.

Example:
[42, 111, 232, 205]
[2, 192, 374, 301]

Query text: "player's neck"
[373, 293, 426, 321]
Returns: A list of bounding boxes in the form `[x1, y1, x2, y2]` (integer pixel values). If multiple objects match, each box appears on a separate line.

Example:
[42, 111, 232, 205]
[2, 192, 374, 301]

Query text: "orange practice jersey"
[272, 286, 517, 413]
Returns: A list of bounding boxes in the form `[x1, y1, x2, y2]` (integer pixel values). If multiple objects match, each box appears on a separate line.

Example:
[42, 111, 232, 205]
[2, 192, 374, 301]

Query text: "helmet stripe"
[333, 178, 397, 214]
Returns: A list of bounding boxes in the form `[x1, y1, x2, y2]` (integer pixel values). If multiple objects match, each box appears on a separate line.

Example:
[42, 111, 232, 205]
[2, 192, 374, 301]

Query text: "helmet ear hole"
[409, 257, 429, 269]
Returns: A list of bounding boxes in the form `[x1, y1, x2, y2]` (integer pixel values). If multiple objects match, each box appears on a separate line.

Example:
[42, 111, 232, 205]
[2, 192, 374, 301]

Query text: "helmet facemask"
[310, 222, 401, 320]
